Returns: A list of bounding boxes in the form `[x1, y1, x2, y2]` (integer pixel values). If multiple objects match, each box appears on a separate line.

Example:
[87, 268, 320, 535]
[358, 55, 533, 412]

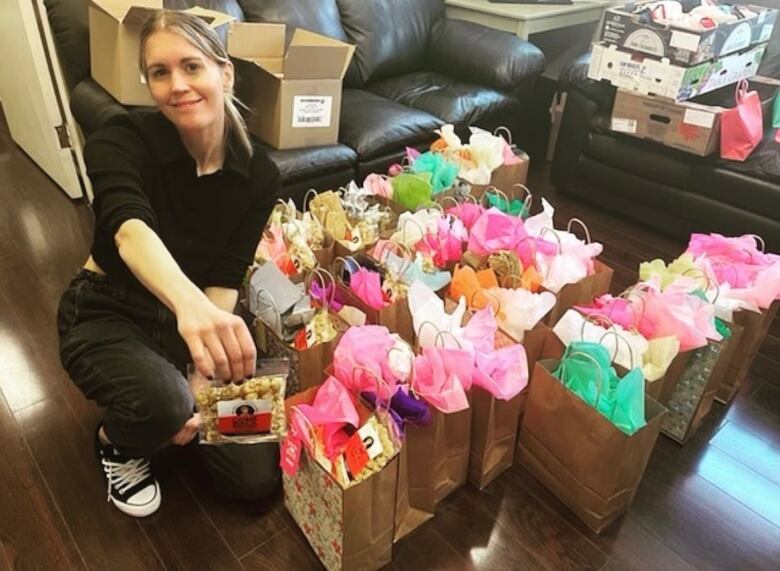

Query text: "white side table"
[444, 0, 615, 40]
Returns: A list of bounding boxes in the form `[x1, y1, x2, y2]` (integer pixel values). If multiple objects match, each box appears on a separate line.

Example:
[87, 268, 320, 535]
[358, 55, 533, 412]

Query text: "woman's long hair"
[138, 11, 252, 157]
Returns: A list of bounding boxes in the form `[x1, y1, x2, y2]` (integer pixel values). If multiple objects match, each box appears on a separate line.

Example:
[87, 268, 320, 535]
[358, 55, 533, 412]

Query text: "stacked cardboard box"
[587, 1, 778, 156]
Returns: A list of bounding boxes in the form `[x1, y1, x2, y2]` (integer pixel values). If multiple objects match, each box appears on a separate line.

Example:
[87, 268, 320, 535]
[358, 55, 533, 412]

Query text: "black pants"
[57, 269, 279, 500]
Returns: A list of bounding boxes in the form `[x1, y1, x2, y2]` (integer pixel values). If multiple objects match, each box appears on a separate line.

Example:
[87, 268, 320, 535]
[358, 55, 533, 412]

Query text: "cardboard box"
[588, 41, 766, 101]
[228, 23, 355, 150]
[611, 90, 722, 155]
[600, 2, 777, 66]
[610, 77, 780, 155]
[89, 2, 234, 106]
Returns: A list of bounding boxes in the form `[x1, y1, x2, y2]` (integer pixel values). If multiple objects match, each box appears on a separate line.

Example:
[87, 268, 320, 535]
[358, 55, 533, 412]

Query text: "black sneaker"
[94, 426, 161, 517]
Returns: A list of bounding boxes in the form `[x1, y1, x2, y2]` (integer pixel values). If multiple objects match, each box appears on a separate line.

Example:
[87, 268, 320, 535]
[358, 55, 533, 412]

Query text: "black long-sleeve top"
[84, 112, 280, 291]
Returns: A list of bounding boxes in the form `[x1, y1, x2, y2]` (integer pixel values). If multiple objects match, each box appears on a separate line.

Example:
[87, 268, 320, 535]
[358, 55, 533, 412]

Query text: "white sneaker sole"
[109, 482, 162, 518]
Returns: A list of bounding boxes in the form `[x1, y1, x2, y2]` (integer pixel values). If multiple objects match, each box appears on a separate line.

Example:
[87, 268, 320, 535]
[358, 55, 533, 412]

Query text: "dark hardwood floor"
[2, 113, 779, 571]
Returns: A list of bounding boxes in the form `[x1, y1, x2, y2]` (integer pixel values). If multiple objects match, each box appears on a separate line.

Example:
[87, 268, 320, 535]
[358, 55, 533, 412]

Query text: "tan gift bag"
[518, 359, 666, 533]
[468, 386, 522, 490]
[468, 128, 530, 198]
[394, 424, 436, 542]
[542, 220, 614, 326]
[332, 256, 415, 343]
[283, 390, 400, 571]
[716, 300, 779, 404]
[253, 269, 349, 395]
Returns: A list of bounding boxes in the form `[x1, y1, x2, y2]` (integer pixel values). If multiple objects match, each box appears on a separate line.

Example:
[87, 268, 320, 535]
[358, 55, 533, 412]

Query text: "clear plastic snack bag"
[191, 358, 289, 445]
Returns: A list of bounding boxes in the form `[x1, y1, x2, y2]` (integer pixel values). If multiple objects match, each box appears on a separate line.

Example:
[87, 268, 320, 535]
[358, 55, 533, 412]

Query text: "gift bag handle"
[493, 125, 513, 146]
[681, 267, 721, 304]
[305, 268, 338, 310]
[580, 312, 616, 340]
[539, 227, 562, 256]
[559, 350, 605, 405]
[748, 233, 766, 253]
[734, 79, 749, 102]
[375, 241, 414, 281]
[469, 288, 502, 315]
[416, 202, 444, 214]
[332, 256, 360, 287]
[567, 218, 592, 244]
[614, 290, 646, 330]
[511, 183, 533, 212]
[415, 320, 443, 348]
[436, 195, 462, 210]
[434, 329, 463, 350]
[387, 338, 415, 385]
[598, 329, 636, 370]
[398, 216, 426, 245]
[481, 186, 510, 209]
[351, 365, 393, 411]
[302, 188, 319, 213]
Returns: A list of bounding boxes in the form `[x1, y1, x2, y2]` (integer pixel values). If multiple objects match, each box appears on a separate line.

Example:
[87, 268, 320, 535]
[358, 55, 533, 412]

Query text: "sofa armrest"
[558, 52, 616, 112]
[427, 18, 544, 93]
[70, 78, 144, 136]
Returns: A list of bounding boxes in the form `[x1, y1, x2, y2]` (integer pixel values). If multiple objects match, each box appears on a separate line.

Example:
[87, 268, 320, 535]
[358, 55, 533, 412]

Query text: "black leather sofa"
[45, 0, 544, 203]
[551, 2, 780, 251]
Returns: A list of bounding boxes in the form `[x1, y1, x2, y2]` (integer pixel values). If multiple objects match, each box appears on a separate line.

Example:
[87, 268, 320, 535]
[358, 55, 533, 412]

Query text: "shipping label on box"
[588, 42, 767, 101]
[600, 2, 777, 66]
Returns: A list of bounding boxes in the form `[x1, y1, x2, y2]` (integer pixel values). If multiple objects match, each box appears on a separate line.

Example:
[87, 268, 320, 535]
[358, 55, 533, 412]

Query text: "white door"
[0, 0, 89, 200]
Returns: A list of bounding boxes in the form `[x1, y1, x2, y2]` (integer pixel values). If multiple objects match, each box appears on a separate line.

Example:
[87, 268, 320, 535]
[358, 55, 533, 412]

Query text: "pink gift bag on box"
[720, 80, 763, 162]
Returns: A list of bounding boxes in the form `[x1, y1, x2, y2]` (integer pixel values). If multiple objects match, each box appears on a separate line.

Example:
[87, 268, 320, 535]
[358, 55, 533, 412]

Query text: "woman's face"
[143, 30, 233, 134]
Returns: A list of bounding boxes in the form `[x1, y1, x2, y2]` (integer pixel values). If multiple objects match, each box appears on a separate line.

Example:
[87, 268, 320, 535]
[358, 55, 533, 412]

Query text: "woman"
[57, 11, 281, 517]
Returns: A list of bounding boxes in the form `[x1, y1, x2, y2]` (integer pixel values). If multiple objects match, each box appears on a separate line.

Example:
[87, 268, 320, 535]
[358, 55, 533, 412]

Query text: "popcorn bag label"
[217, 399, 273, 435]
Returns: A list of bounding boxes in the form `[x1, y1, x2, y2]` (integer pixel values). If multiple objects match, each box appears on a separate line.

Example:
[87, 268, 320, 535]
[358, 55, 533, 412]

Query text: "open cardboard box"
[228, 22, 355, 150]
[88, 1, 234, 106]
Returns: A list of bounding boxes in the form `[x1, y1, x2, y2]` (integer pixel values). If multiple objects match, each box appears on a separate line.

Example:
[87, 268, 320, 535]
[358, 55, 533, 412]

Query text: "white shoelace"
[102, 457, 153, 500]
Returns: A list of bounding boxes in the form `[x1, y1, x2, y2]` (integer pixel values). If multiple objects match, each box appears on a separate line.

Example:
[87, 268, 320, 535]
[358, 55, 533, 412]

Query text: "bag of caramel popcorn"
[193, 359, 289, 445]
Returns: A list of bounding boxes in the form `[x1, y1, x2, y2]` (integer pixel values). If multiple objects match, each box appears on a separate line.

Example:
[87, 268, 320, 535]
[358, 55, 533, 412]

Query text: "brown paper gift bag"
[283, 389, 400, 571]
[469, 149, 530, 198]
[645, 349, 693, 405]
[468, 387, 522, 489]
[394, 425, 436, 542]
[716, 300, 779, 404]
[518, 359, 666, 533]
[332, 256, 415, 343]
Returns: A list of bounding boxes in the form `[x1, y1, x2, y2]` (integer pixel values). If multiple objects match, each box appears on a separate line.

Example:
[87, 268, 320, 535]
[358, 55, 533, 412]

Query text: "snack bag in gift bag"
[282, 381, 400, 571]
[250, 266, 348, 394]
[192, 359, 288, 445]
[518, 350, 667, 533]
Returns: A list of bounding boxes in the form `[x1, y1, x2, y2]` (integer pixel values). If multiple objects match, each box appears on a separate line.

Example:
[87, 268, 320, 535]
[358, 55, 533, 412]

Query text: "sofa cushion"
[586, 132, 696, 190]
[339, 89, 442, 159]
[336, 0, 444, 84]
[236, 0, 361, 87]
[367, 71, 522, 128]
[263, 144, 357, 185]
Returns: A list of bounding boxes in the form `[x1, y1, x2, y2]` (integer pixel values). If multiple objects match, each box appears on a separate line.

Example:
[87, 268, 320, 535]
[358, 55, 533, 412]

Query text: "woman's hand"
[177, 297, 256, 382]
[171, 413, 201, 446]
